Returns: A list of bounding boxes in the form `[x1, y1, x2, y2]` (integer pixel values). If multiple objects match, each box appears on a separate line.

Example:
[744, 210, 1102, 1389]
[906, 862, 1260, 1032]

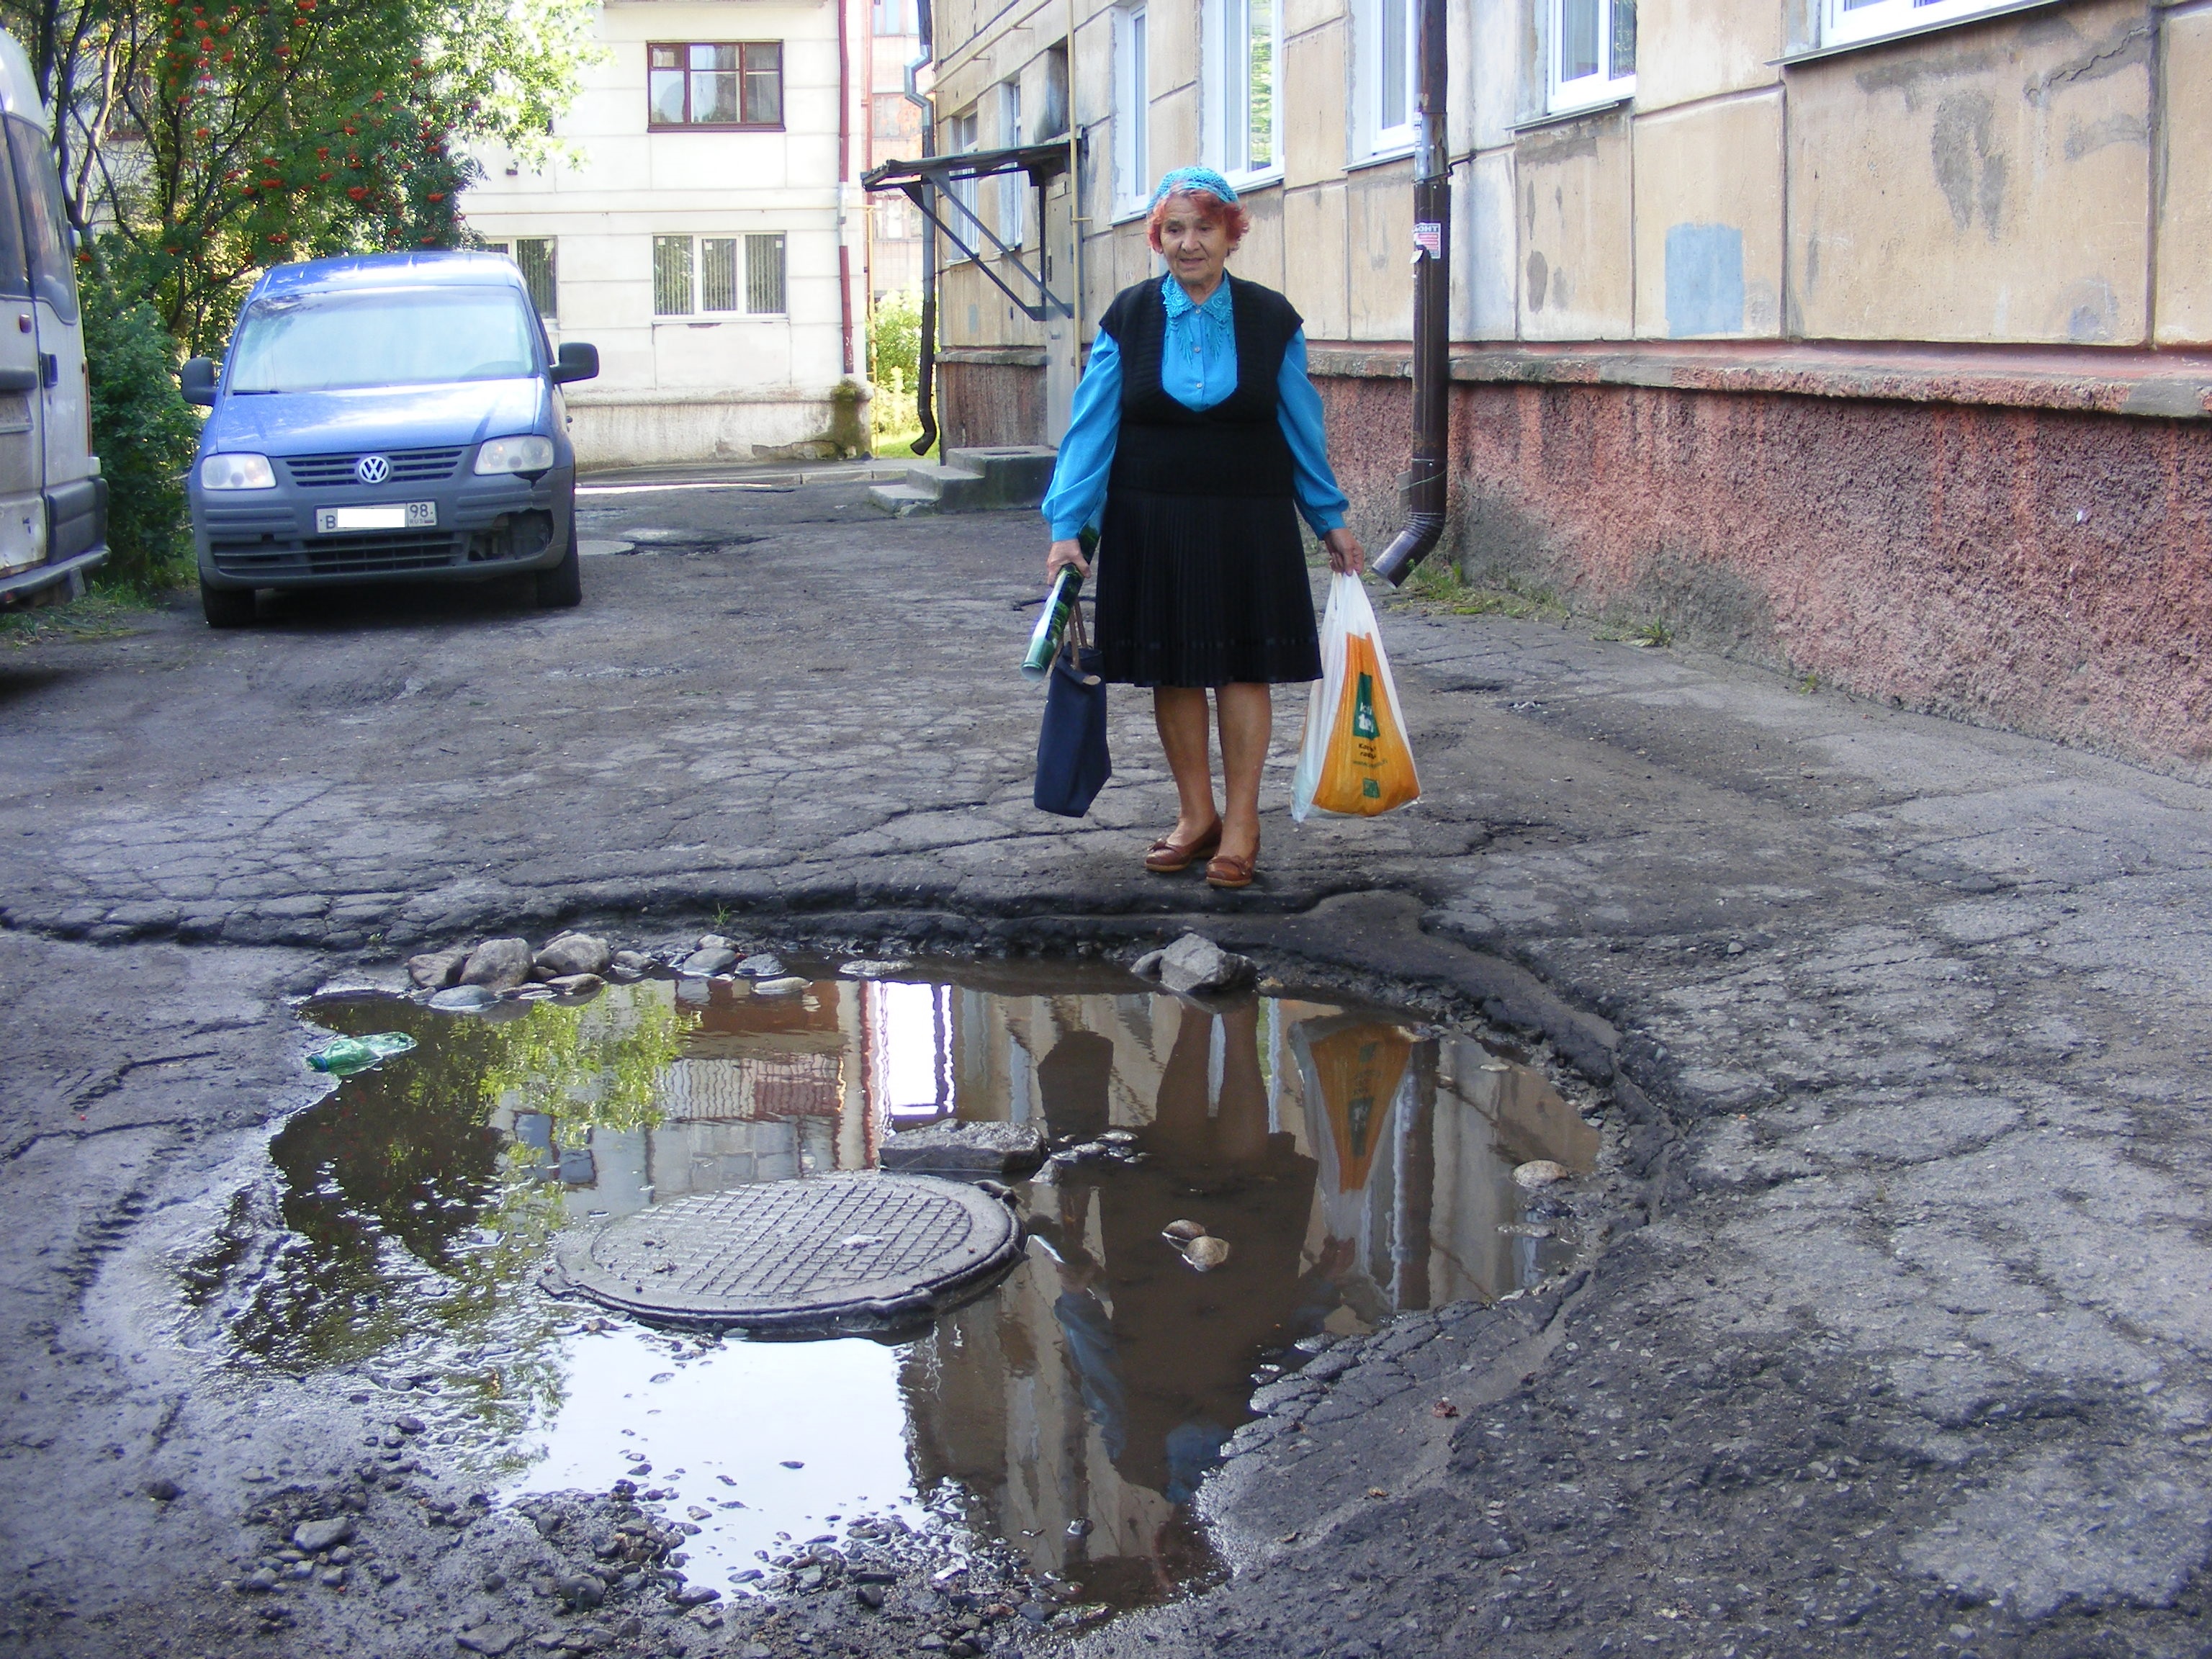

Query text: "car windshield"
[227, 287, 541, 393]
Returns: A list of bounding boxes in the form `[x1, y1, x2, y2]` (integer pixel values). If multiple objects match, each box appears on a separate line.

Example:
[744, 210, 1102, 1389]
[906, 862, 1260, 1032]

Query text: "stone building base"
[566, 386, 870, 470]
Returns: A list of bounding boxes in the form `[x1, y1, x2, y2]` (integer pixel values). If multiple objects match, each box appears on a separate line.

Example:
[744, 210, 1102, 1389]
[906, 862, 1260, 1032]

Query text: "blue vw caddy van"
[182, 251, 598, 626]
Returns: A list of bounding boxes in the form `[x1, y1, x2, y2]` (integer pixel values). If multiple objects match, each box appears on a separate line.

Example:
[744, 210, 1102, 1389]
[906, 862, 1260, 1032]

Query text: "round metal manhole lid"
[552, 1174, 1024, 1335]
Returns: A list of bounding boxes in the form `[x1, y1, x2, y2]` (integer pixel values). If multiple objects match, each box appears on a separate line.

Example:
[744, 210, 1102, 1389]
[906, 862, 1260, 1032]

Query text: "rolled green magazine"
[1020, 529, 1099, 682]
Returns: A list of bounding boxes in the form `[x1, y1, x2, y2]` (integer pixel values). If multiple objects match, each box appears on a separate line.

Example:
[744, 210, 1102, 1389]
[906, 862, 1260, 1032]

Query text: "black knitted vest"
[1097, 275, 1301, 500]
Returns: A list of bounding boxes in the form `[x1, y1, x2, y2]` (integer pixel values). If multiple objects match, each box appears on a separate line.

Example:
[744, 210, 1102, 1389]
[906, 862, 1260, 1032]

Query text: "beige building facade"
[914, 0, 2212, 775]
[464, 0, 873, 469]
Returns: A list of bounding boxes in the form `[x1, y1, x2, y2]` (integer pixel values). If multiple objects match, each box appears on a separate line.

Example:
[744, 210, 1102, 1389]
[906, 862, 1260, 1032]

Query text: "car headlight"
[475, 435, 556, 475]
[200, 453, 275, 490]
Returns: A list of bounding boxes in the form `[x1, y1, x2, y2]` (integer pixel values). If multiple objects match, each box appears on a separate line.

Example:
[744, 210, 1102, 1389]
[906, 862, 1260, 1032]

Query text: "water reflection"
[195, 962, 1595, 1608]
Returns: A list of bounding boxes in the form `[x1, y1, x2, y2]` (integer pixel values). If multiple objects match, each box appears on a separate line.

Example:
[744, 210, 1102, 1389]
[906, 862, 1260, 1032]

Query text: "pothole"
[184, 955, 1597, 1616]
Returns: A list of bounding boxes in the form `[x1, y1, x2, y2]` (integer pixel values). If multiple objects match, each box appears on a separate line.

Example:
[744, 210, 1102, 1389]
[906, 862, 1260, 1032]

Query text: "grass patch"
[1392, 558, 1572, 624]
[0, 587, 163, 647]
[1593, 615, 1676, 648]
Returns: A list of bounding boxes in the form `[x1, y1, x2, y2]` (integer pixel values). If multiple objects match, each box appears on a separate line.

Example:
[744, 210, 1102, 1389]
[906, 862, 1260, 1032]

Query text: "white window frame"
[1354, 0, 1417, 161]
[1203, 0, 1280, 189]
[1546, 0, 1634, 116]
[1112, 4, 1151, 222]
[997, 80, 1025, 246]
[650, 234, 786, 318]
[1823, 0, 2022, 48]
[945, 107, 979, 260]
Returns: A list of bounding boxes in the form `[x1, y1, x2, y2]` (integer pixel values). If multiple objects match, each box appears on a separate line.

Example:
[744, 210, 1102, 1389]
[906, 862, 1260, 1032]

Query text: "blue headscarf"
[1146, 166, 1240, 214]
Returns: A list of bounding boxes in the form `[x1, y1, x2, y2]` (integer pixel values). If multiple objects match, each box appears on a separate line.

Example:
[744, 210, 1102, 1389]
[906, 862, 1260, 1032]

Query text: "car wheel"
[536, 518, 582, 609]
[200, 577, 256, 628]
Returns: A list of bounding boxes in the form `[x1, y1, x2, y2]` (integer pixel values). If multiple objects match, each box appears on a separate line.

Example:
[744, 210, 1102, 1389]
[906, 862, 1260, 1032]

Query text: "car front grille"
[210, 531, 464, 578]
[280, 446, 467, 488]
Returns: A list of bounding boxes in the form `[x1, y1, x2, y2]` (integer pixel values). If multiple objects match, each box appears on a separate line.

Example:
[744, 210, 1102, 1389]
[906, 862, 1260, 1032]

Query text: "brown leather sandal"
[1203, 851, 1258, 890]
[1145, 821, 1223, 873]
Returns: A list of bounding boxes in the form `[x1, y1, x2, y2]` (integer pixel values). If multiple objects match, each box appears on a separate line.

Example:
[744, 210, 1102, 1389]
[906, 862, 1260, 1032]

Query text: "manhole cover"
[552, 1174, 1023, 1335]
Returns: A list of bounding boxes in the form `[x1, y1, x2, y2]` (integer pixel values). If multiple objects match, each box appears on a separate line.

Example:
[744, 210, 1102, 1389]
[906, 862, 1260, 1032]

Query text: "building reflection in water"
[484, 968, 1595, 1606]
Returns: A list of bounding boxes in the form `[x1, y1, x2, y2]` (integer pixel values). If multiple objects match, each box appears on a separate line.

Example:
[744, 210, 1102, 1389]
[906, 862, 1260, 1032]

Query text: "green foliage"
[868, 289, 924, 453]
[4, 0, 602, 351]
[870, 289, 920, 390]
[80, 255, 198, 591]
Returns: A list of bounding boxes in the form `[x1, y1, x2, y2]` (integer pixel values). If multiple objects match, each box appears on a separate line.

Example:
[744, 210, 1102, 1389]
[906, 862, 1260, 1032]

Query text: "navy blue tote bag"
[1034, 596, 1111, 817]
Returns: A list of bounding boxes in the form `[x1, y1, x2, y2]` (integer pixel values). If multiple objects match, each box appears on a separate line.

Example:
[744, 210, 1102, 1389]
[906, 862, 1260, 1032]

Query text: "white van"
[0, 28, 102, 607]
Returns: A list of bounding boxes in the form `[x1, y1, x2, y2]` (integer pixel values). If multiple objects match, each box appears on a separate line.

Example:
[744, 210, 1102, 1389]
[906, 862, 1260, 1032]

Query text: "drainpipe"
[907, 0, 940, 454]
[838, 0, 857, 378]
[1369, 0, 1450, 587]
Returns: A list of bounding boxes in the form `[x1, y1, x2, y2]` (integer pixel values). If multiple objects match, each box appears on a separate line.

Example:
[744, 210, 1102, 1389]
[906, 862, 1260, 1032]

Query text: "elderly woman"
[1042, 166, 1364, 891]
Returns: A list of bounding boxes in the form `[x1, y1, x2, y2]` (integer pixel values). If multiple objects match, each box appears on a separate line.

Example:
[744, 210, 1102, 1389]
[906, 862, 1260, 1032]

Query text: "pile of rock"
[408, 931, 624, 1005]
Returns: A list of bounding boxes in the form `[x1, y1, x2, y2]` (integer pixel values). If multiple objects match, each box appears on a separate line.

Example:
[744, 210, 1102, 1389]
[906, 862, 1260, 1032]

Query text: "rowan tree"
[0, 0, 598, 351]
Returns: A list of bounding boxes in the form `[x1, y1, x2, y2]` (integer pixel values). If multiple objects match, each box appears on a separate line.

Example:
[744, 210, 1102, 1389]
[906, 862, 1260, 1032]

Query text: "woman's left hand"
[1323, 527, 1365, 576]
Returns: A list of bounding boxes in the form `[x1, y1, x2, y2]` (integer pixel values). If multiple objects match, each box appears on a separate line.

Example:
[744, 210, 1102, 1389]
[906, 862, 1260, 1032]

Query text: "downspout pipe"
[1369, 0, 1451, 587]
[837, 0, 856, 379]
[907, 0, 940, 454]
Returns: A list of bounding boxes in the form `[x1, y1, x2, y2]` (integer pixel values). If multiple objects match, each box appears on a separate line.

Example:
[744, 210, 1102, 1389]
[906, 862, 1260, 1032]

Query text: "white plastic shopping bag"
[1291, 573, 1421, 822]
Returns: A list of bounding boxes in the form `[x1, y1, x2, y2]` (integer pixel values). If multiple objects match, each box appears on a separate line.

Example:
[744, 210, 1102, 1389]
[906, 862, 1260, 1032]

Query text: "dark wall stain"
[1930, 91, 2007, 238]
[2024, 18, 2152, 107]
[1518, 129, 1601, 171]
[1856, 46, 1996, 112]
[2062, 111, 2149, 161]
[1526, 251, 1550, 314]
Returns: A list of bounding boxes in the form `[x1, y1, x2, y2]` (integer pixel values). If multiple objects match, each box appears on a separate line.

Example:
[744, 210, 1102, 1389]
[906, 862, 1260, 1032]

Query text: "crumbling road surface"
[2, 468, 2208, 1658]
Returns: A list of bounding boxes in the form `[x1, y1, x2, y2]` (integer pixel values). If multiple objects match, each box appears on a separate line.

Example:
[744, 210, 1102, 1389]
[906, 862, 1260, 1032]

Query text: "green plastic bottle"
[307, 1032, 418, 1076]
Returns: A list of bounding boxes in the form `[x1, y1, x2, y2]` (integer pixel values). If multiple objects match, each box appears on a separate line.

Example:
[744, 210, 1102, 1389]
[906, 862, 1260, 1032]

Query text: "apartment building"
[464, 0, 871, 468]
[916, 0, 2212, 774]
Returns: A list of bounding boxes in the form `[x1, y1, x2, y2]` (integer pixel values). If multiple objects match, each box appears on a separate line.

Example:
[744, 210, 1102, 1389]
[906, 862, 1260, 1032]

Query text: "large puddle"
[186, 958, 1596, 1610]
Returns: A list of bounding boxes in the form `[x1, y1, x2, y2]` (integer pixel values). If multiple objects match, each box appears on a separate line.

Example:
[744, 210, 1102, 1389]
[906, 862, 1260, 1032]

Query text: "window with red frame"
[648, 42, 783, 129]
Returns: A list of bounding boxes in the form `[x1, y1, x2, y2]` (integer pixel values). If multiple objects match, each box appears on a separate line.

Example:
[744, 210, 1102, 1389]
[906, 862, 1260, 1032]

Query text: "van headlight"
[200, 453, 275, 490]
[475, 435, 556, 475]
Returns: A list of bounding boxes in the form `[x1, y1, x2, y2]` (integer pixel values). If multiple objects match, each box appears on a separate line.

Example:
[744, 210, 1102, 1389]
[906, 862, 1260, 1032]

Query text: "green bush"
[868, 289, 923, 451]
[82, 256, 201, 593]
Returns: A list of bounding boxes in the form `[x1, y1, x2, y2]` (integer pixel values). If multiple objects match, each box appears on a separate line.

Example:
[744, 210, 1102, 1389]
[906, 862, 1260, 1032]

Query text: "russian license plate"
[316, 502, 436, 534]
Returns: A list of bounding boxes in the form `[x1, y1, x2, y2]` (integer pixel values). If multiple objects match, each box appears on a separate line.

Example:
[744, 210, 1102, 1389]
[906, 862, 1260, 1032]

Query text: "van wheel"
[200, 578, 256, 628]
[536, 520, 582, 608]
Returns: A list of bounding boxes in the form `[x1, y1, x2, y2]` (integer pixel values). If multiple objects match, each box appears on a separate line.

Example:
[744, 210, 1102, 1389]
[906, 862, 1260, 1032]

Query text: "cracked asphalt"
[3, 467, 2210, 1658]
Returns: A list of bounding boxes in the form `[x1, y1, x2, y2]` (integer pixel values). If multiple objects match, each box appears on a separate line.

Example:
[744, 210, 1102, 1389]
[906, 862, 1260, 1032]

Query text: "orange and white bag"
[1291, 572, 1421, 820]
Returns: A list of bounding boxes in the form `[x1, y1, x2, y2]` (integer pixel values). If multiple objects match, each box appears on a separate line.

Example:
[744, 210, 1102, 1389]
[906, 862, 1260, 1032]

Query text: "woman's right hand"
[1047, 538, 1090, 582]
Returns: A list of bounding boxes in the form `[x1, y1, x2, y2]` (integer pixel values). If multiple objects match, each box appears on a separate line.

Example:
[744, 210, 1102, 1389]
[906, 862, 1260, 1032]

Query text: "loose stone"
[459, 938, 535, 993]
[1181, 1236, 1233, 1272]
[292, 1516, 356, 1554]
[838, 960, 909, 978]
[1154, 933, 1256, 997]
[1511, 1159, 1570, 1189]
[544, 974, 605, 997]
[144, 1477, 181, 1501]
[534, 932, 612, 979]
[752, 976, 810, 996]
[428, 984, 498, 1012]
[409, 948, 470, 989]
[735, 953, 786, 978]
[678, 947, 739, 977]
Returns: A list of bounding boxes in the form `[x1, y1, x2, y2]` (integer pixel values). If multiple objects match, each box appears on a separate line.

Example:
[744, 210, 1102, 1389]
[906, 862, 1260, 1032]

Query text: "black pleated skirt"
[1094, 488, 1323, 688]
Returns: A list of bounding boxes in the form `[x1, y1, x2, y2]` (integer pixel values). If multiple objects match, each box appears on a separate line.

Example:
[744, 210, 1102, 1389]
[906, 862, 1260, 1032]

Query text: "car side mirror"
[551, 342, 598, 385]
[180, 356, 217, 406]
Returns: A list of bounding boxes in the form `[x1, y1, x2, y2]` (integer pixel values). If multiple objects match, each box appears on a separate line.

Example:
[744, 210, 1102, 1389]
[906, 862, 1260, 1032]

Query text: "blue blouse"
[1041, 275, 1350, 541]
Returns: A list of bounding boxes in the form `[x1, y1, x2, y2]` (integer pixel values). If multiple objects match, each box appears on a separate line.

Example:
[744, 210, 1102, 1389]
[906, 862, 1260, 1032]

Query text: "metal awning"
[862, 140, 1076, 321]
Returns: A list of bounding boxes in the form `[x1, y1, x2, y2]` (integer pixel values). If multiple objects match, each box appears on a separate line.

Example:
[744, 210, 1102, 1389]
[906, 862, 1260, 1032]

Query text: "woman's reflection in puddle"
[1028, 999, 1318, 1601]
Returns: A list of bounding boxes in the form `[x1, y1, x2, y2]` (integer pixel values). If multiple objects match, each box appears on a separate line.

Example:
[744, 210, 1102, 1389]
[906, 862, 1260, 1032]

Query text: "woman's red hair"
[1146, 189, 1251, 251]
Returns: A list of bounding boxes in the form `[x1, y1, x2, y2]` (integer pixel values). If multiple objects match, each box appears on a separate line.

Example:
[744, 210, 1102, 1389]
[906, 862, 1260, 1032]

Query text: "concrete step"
[866, 444, 1057, 517]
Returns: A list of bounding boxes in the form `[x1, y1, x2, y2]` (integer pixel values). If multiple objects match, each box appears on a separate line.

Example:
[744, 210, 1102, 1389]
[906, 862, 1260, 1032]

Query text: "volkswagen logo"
[354, 454, 391, 485]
